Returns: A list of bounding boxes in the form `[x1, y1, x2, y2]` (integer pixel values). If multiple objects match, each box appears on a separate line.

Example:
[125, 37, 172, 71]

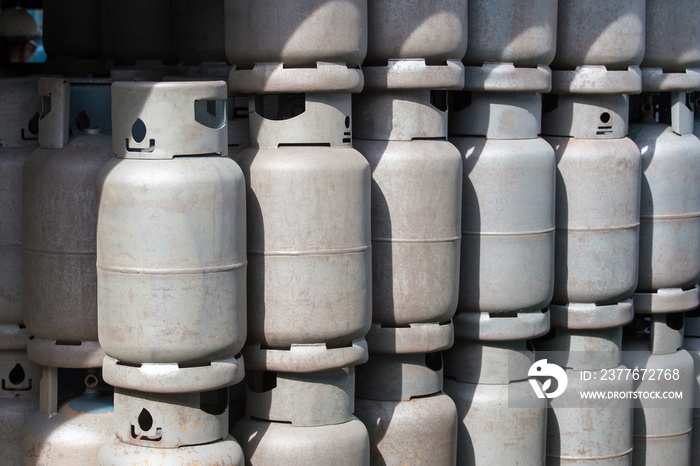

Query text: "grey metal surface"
[0, 78, 41, 148]
[633, 285, 700, 315]
[451, 136, 555, 314]
[98, 436, 244, 465]
[545, 366, 634, 465]
[629, 123, 700, 298]
[228, 62, 364, 94]
[683, 333, 700, 466]
[444, 341, 546, 465]
[463, 63, 552, 92]
[114, 389, 228, 448]
[24, 391, 114, 466]
[354, 90, 448, 140]
[0, 392, 37, 466]
[96, 155, 246, 366]
[648, 313, 684, 355]
[239, 100, 371, 349]
[0, 147, 33, 327]
[354, 137, 460, 328]
[111, 81, 228, 159]
[453, 309, 551, 341]
[246, 368, 354, 426]
[249, 93, 353, 148]
[445, 339, 534, 384]
[225, 0, 366, 69]
[0, 324, 31, 351]
[364, 321, 454, 354]
[172, 0, 226, 64]
[102, 354, 244, 394]
[22, 130, 112, 366]
[356, 353, 443, 401]
[232, 417, 370, 466]
[362, 59, 465, 91]
[642, 68, 700, 93]
[542, 94, 630, 139]
[549, 299, 634, 330]
[642, 0, 700, 72]
[551, 66, 642, 95]
[27, 339, 104, 369]
[622, 336, 695, 466]
[364, 0, 467, 65]
[545, 136, 641, 306]
[243, 340, 368, 373]
[354, 394, 458, 466]
[463, 0, 557, 67]
[535, 327, 623, 371]
[551, 0, 645, 70]
[445, 378, 547, 466]
[37, 78, 69, 150]
[450, 92, 542, 139]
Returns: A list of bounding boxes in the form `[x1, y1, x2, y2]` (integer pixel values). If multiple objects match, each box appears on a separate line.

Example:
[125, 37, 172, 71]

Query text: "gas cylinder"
[233, 417, 369, 465]
[463, 0, 557, 68]
[450, 92, 556, 315]
[24, 380, 114, 466]
[535, 326, 634, 464]
[353, 90, 461, 328]
[622, 314, 695, 466]
[444, 338, 547, 465]
[0, 78, 40, 328]
[629, 92, 700, 314]
[355, 352, 458, 465]
[97, 81, 246, 393]
[98, 436, 244, 465]
[236, 92, 371, 353]
[364, 0, 467, 65]
[22, 78, 112, 369]
[684, 313, 700, 465]
[225, 0, 366, 70]
[542, 94, 641, 309]
[551, 0, 645, 70]
[642, 0, 700, 73]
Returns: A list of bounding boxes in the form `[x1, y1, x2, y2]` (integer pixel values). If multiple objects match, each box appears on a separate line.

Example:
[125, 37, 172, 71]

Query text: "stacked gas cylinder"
[0, 78, 41, 464]
[534, 1, 646, 464]
[444, 1, 556, 464]
[225, 1, 372, 463]
[2, 1, 700, 465]
[22, 77, 115, 465]
[625, 1, 700, 463]
[352, 1, 465, 463]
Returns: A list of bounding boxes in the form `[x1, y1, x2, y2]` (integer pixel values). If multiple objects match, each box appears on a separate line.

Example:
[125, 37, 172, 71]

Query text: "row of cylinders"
[2, 0, 700, 464]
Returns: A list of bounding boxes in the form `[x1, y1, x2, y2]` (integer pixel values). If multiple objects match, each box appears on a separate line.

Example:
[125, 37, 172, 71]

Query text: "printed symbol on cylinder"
[596, 112, 613, 135]
[1, 363, 32, 391]
[130, 408, 163, 442]
[528, 359, 568, 399]
[125, 118, 155, 153]
[21, 112, 40, 140]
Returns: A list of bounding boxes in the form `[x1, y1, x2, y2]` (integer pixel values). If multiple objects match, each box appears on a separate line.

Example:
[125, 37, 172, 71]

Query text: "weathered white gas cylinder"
[444, 313, 549, 465]
[97, 81, 246, 392]
[629, 93, 700, 314]
[623, 314, 695, 466]
[23, 78, 112, 369]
